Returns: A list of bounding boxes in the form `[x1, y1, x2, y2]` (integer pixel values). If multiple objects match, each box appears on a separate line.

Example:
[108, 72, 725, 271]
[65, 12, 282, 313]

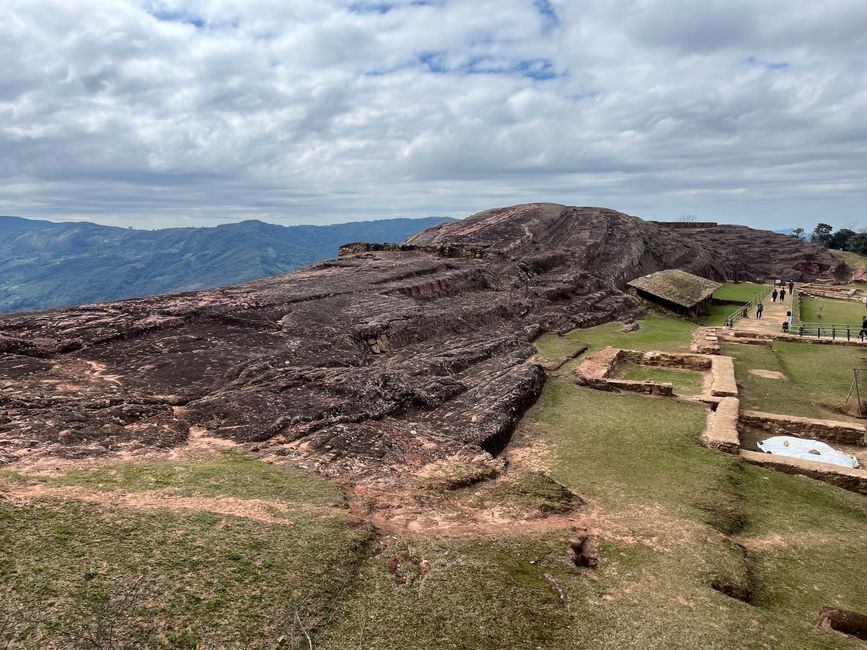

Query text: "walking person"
[756, 302, 764, 319]
[860, 316, 867, 341]
[780, 288, 786, 302]
[771, 288, 778, 303]
[788, 280, 794, 295]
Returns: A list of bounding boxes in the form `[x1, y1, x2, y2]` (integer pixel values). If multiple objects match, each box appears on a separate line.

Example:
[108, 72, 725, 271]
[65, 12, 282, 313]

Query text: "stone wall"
[571, 348, 733, 398]
[740, 450, 867, 495]
[710, 356, 738, 397]
[618, 349, 712, 370]
[650, 221, 719, 229]
[691, 327, 721, 355]
[740, 410, 865, 445]
[606, 379, 674, 396]
[700, 397, 740, 454]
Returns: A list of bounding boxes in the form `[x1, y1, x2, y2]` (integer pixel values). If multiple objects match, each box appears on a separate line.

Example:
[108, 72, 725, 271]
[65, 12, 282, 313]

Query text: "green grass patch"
[799, 295, 867, 325]
[565, 315, 696, 355]
[704, 282, 770, 326]
[702, 302, 737, 326]
[533, 333, 588, 369]
[712, 282, 768, 303]
[723, 341, 866, 420]
[617, 363, 705, 395]
[1, 486, 372, 647]
[509, 378, 867, 648]
[47, 451, 345, 507]
[316, 532, 597, 650]
[524, 379, 717, 507]
[738, 465, 867, 619]
[462, 470, 581, 516]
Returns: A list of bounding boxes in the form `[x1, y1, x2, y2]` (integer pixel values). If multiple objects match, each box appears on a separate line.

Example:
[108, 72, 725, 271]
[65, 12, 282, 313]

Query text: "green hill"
[0, 216, 453, 313]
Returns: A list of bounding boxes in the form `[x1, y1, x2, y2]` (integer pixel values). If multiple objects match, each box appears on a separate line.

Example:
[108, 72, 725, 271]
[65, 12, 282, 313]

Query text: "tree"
[848, 232, 867, 256]
[830, 228, 856, 251]
[791, 227, 805, 239]
[810, 223, 833, 247]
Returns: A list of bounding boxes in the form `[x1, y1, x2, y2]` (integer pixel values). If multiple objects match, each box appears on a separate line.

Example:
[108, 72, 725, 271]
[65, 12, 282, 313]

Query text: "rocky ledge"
[0, 204, 847, 474]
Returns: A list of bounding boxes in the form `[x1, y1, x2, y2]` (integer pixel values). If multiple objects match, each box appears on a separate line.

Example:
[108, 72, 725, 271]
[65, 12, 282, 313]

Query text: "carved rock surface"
[0, 204, 846, 473]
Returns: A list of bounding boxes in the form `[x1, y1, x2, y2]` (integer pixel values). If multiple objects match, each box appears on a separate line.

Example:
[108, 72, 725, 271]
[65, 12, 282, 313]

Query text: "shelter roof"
[627, 269, 722, 308]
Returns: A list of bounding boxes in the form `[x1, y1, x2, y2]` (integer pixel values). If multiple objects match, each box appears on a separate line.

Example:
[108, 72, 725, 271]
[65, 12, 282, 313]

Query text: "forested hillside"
[0, 216, 452, 312]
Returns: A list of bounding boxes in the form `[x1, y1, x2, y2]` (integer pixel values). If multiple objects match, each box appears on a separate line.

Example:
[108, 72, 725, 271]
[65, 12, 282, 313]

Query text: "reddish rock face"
[0, 204, 846, 473]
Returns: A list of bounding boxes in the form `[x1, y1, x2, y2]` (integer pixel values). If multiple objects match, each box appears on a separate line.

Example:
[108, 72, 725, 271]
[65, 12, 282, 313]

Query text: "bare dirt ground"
[748, 368, 786, 379]
[4, 419, 599, 543]
[2, 482, 317, 525]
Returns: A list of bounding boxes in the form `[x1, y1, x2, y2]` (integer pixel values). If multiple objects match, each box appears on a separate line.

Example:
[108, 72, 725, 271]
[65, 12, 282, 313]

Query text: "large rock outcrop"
[0, 204, 846, 473]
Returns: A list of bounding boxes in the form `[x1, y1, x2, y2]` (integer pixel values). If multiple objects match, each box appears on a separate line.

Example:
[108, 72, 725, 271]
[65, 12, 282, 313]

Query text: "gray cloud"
[0, 0, 865, 230]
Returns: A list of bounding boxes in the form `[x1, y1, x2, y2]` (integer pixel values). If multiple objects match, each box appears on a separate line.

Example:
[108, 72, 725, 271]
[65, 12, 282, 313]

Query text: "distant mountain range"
[0, 215, 454, 313]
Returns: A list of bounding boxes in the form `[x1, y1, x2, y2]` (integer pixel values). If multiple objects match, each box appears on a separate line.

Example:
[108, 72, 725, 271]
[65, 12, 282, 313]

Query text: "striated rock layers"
[0, 204, 847, 474]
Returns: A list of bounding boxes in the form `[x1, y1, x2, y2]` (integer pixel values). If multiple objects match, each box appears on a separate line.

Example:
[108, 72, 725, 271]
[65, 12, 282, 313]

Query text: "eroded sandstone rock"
[0, 204, 847, 474]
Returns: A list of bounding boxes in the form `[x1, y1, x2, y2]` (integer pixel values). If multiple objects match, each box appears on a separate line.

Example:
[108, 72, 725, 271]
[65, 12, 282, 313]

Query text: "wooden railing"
[723, 285, 771, 328]
[793, 322, 867, 341]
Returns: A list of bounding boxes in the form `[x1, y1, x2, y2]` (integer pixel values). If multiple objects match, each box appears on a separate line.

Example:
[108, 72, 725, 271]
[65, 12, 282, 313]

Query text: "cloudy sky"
[1, 0, 865, 230]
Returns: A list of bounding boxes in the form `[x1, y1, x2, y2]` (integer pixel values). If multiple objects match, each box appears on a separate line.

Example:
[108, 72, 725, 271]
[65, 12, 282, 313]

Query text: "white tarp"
[757, 436, 859, 469]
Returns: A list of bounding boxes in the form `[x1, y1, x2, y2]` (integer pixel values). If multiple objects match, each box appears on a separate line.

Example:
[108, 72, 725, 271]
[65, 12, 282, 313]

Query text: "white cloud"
[0, 0, 865, 229]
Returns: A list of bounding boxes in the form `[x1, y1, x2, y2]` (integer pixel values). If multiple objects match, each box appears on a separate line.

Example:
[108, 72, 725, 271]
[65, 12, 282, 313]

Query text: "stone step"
[710, 356, 738, 397]
[700, 396, 740, 454]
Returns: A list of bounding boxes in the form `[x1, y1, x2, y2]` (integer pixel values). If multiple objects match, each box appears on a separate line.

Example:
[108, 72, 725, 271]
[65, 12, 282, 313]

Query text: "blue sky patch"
[415, 52, 560, 80]
[348, 2, 395, 13]
[534, 0, 560, 30]
[745, 56, 790, 70]
[149, 10, 205, 28]
[418, 51, 449, 73]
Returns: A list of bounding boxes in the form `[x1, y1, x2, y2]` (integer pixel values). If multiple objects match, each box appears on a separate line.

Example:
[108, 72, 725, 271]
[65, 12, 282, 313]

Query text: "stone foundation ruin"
[570, 342, 867, 494]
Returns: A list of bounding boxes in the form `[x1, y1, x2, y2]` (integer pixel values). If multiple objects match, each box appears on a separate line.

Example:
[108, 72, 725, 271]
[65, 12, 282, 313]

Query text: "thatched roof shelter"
[627, 269, 721, 311]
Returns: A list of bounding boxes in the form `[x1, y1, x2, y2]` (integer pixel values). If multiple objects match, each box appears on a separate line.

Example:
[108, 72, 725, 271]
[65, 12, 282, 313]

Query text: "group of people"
[770, 280, 794, 304]
[750, 281, 867, 338]
[755, 280, 795, 328]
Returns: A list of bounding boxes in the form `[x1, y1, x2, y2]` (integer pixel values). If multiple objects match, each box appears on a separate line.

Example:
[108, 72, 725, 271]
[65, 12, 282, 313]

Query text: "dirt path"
[2, 483, 339, 525]
[2, 421, 601, 541]
[347, 480, 592, 539]
[732, 287, 794, 335]
[3, 475, 596, 539]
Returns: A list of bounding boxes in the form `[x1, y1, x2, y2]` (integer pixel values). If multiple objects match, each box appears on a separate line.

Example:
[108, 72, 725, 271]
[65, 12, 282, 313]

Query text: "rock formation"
[0, 204, 847, 473]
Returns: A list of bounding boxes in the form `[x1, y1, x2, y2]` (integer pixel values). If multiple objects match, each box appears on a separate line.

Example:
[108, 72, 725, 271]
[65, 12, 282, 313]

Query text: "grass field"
[703, 302, 737, 326]
[0, 454, 372, 648]
[800, 295, 867, 325]
[533, 333, 588, 367]
[565, 315, 696, 354]
[703, 283, 769, 326]
[515, 379, 867, 648]
[712, 282, 768, 303]
[617, 363, 705, 395]
[48, 451, 346, 506]
[3, 453, 612, 649]
[3, 318, 867, 647]
[722, 341, 867, 420]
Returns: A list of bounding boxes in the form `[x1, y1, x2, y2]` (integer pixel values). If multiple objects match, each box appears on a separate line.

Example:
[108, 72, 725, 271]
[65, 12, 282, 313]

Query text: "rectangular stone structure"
[710, 356, 738, 397]
[700, 397, 740, 454]
[740, 410, 865, 446]
[741, 450, 867, 495]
